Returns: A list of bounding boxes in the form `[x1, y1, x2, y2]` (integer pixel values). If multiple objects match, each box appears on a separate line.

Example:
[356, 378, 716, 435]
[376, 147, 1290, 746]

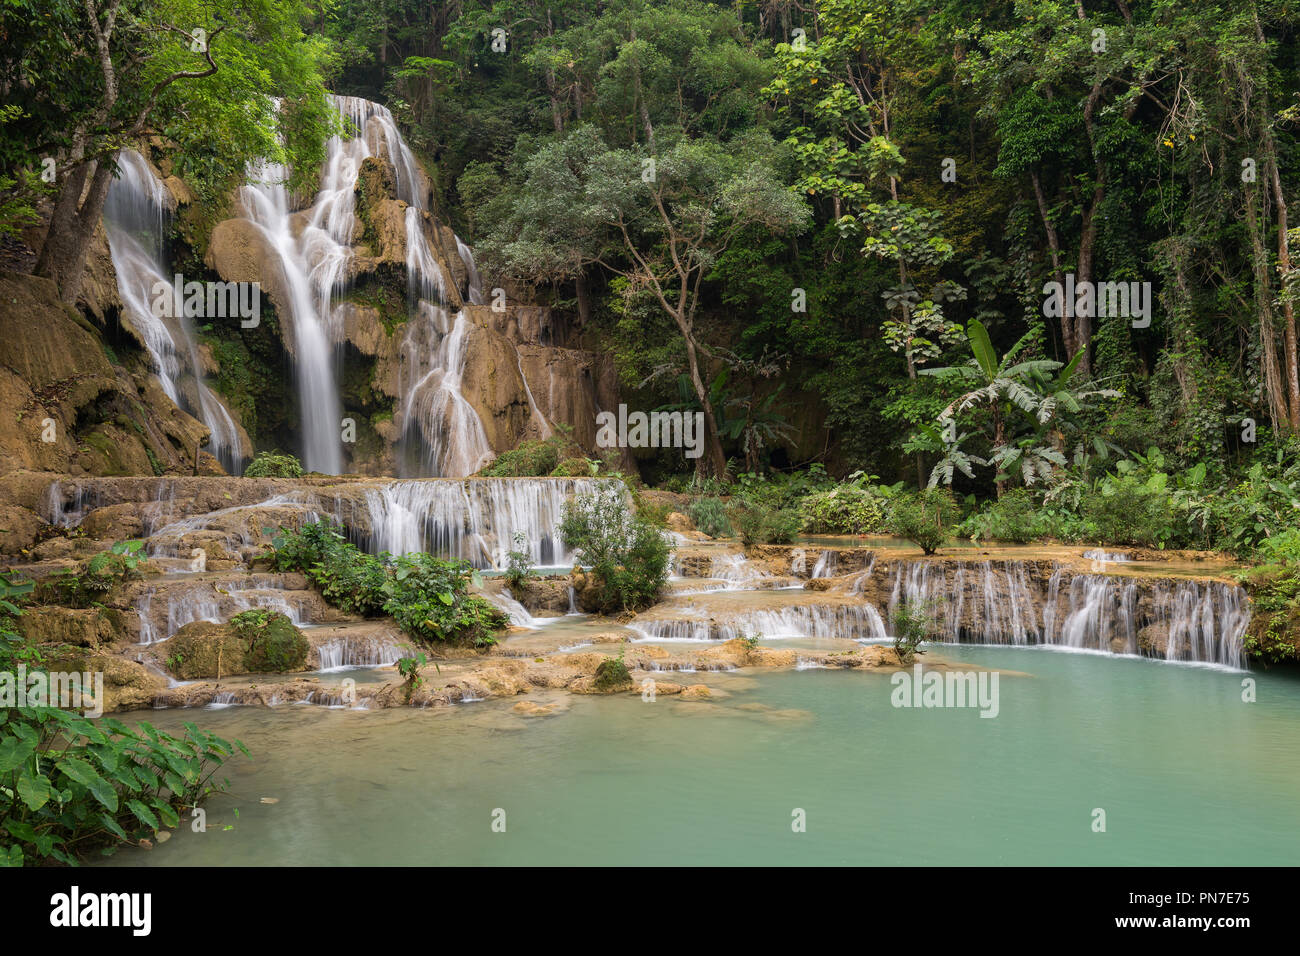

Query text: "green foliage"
[272, 523, 388, 616]
[0, 707, 243, 866]
[43, 541, 144, 608]
[889, 488, 959, 555]
[891, 598, 935, 666]
[0, 602, 243, 866]
[798, 486, 888, 534]
[560, 487, 669, 613]
[266, 523, 507, 647]
[229, 610, 307, 673]
[593, 649, 632, 691]
[396, 652, 435, 702]
[550, 456, 592, 477]
[687, 496, 733, 538]
[730, 499, 800, 546]
[504, 531, 534, 591]
[382, 554, 507, 648]
[482, 436, 565, 477]
[243, 451, 304, 479]
[961, 488, 1039, 543]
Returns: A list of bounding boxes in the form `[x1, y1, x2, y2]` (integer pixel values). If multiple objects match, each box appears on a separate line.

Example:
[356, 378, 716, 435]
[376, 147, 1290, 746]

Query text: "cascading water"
[104, 150, 244, 472]
[885, 560, 1249, 667]
[342, 477, 615, 568]
[398, 303, 493, 476]
[240, 95, 493, 474]
[628, 603, 888, 643]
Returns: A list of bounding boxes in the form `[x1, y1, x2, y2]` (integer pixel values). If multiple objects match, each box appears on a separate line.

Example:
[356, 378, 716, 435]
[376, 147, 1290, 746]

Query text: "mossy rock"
[165, 621, 248, 680]
[233, 609, 309, 673]
[550, 456, 591, 477]
[165, 612, 308, 678]
[592, 656, 632, 692]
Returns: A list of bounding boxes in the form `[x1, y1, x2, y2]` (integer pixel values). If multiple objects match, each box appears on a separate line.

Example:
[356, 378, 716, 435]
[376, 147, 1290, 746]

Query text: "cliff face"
[196, 150, 610, 475]
[0, 272, 216, 479]
[4, 122, 611, 483]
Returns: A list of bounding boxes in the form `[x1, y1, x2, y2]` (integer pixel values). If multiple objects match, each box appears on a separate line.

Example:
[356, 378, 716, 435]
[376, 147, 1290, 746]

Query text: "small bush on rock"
[560, 487, 669, 613]
[244, 451, 304, 478]
[889, 488, 960, 555]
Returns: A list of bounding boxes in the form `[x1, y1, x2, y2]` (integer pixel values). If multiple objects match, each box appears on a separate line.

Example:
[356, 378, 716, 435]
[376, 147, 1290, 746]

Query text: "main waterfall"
[104, 150, 245, 473]
[240, 95, 491, 476]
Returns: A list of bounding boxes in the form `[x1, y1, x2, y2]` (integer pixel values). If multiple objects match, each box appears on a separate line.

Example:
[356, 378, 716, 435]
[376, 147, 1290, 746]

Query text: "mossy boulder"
[234, 609, 310, 673]
[18, 606, 130, 648]
[165, 611, 308, 679]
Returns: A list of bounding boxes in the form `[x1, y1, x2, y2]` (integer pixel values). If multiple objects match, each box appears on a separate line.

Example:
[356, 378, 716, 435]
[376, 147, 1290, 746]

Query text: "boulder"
[0, 504, 46, 554]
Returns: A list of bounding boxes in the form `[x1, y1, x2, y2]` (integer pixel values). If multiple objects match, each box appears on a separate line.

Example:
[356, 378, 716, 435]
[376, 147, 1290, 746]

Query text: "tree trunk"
[1266, 149, 1300, 429]
[1244, 182, 1289, 430]
[36, 156, 115, 305]
[1031, 169, 1071, 359]
[681, 331, 727, 479]
[1074, 183, 1104, 379]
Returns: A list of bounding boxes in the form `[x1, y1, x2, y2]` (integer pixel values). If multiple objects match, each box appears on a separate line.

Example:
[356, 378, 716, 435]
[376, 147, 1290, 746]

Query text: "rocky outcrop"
[0, 272, 212, 477]
[165, 612, 309, 680]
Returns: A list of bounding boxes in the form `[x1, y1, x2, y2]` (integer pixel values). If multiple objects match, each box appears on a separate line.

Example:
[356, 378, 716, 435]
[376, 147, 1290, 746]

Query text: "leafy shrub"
[43, 540, 145, 607]
[266, 523, 508, 647]
[964, 488, 1038, 543]
[482, 436, 564, 477]
[687, 496, 732, 538]
[268, 522, 387, 615]
[560, 487, 669, 613]
[798, 486, 887, 534]
[891, 598, 935, 665]
[244, 450, 304, 478]
[1081, 473, 1174, 548]
[593, 650, 632, 690]
[551, 456, 594, 477]
[889, 488, 960, 555]
[730, 499, 800, 545]
[504, 531, 534, 591]
[730, 463, 834, 511]
[1255, 528, 1300, 566]
[230, 609, 308, 672]
[0, 607, 243, 866]
[382, 553, 507, 648]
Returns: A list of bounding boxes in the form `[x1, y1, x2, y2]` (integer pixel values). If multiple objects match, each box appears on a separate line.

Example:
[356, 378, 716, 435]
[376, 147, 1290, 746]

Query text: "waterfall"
[456, 236, 485, 305]
[346, 477, 613, 568]
[709, 552, 773, 589]
[240, 150, 349, 474]
[235, 94, 492, 476]
[811, 550, 837, 578]
[315, 635, 402, 670]
[104, 150, 244, 473]
[628, 603, 888, 643]
[884, 560, 1249, 667]
[397, 303, 493, 476]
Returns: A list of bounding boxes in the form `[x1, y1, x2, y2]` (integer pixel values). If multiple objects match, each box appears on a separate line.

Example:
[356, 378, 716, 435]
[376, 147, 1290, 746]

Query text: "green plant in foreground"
[504, 531, 534, 591]
[243, 450, 304, 478]
[891, 599, 937, 666]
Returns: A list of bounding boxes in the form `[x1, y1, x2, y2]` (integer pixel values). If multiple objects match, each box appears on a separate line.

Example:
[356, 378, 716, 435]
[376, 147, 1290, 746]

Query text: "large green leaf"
[56, 756, 118, 811]
[15, 769, 51, 811]
[967, 319, 998, 380]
